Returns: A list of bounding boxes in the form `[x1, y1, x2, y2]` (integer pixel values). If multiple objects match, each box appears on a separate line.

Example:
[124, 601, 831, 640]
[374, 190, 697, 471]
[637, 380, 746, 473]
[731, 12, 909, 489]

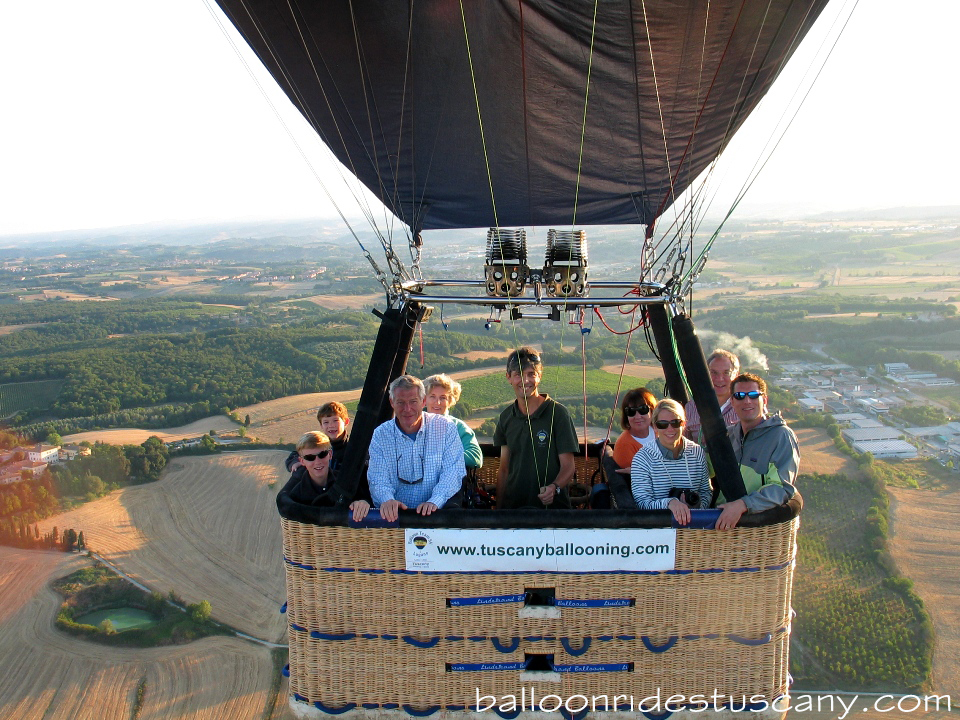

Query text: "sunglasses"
[654, 419, 684, 429]
[732, 391, 764, 400]
[625, 405, 650, 417]
[300, 450, 330, 461]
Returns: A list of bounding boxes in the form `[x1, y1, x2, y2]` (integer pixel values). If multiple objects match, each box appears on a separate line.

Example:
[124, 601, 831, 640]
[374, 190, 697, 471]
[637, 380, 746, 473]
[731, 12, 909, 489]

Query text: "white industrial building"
[852, 440, 918, 459]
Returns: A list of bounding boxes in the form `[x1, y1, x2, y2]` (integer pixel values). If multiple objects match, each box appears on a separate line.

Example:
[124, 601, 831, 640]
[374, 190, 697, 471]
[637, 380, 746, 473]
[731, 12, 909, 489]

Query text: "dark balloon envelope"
[213, 0, 829, 231]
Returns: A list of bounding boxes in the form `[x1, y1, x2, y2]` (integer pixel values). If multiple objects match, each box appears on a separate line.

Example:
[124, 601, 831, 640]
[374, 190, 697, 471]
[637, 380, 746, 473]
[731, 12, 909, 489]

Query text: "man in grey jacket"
[715, 373, 800, 530]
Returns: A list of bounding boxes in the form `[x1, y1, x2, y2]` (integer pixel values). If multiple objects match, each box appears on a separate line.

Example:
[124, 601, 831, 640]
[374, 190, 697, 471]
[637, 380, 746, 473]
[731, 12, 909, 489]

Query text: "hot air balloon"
[212, 1, 820, 716]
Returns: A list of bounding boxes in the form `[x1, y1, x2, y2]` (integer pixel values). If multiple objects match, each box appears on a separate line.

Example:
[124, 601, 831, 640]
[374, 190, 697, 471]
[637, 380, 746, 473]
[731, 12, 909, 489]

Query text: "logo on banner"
[407, 532, 433, 568]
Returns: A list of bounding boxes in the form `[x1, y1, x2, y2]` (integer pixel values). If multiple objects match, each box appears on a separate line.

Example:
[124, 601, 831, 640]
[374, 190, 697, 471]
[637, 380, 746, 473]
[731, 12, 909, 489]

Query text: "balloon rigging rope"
[679, 0, 860, 290]
[203, 0, 396, 299]
[639, 0, 679, 218]
[284, 0, 400, 263]
[458, 0, 545, 494]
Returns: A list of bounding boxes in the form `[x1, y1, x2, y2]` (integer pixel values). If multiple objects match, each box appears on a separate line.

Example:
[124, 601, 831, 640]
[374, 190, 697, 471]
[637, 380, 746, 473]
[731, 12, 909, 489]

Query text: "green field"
[0, 379, 65, 417]
[914, 385, 960, 414]
[459, 365, 644, 412]
[791, 472, 931, 691]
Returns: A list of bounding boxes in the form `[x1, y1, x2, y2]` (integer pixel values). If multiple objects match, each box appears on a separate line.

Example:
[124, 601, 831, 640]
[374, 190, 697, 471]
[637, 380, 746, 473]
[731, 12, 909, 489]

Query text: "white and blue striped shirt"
[630, 438, 711, 510]
[368, 412, 466, 509]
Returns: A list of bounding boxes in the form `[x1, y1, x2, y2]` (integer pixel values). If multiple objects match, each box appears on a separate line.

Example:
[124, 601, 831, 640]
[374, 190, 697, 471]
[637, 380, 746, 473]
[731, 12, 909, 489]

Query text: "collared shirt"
[368, 412, 466, 509]
[684, 397, 738, 442]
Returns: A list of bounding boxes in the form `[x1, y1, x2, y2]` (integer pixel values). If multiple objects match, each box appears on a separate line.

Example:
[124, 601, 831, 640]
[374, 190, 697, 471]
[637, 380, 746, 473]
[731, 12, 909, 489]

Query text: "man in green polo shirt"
[493, 347, 578, 509]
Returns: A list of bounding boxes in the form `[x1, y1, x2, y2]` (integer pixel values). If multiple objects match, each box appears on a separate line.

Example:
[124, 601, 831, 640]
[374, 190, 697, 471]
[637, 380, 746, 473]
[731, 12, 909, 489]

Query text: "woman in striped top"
[630, 399, 711, 525]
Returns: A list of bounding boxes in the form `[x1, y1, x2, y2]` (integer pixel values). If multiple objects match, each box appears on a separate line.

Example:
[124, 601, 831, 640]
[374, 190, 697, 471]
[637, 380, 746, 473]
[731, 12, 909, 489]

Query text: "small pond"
[76, 607, 159, 631]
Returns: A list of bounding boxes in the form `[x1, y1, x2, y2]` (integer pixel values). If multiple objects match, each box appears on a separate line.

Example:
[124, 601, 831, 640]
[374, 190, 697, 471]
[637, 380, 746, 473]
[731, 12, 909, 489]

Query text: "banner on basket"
[404, 528, 676, 572]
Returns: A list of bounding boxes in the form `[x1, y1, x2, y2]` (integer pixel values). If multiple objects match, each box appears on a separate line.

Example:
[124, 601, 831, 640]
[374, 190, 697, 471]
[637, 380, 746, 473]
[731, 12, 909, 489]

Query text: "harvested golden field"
[601, 362, 665, 381]
[290, 293, 382, 310]
[36, 452, 288, 642]
[64, 415, 240, 446]
[888, 485, 960, 697]
[239, 366, 505, 443]
[793, 427, 858, 476]
[0, 546, 285, 720]
[0, 322, 46, 336]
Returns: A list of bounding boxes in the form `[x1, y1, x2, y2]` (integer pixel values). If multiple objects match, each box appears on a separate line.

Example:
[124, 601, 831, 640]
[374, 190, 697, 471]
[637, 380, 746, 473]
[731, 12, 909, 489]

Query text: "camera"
[668, 487, 700, 507]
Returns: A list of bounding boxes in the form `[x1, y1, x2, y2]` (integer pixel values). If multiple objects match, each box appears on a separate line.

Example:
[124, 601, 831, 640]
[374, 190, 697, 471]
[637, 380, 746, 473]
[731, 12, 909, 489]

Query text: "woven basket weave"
[282, 516, 797, 711]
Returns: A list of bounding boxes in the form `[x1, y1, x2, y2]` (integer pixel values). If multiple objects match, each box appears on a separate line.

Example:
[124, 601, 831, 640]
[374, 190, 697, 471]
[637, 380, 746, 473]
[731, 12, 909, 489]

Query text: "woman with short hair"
[630, 399, 711, 526]
[423, 373, 483, 469]
[612, 386, 658, 469]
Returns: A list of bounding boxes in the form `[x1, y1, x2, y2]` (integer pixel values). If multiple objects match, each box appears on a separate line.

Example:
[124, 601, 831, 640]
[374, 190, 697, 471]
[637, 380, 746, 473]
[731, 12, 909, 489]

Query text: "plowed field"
[36, 451, 288, 642]
[0, 546, 287, 719]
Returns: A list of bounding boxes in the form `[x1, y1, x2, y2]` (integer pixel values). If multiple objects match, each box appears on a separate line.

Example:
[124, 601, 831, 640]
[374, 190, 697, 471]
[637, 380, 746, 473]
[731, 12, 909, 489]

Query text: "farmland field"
[64, 415, 240, 446]
[888, 485, 960, 697]
[36, 452, 288, 642]
[0, 379, 65, 417]
[0, 546, 286, 720]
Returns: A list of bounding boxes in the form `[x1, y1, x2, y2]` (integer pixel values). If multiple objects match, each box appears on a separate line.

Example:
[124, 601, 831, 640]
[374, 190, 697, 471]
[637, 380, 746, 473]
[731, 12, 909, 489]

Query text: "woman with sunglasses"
[612, 387, 659, 469]
[283, 431, 370, 521]
[630, 399, 711, 526]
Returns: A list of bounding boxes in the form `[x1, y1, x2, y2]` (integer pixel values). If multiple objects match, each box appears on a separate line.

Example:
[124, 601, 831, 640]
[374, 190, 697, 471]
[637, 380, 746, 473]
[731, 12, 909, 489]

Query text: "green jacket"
[719, 413, 799, 514]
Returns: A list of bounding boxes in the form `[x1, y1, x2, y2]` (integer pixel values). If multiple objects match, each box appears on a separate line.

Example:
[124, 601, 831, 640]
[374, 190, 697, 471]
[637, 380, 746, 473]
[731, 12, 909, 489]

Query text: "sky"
[1, 0, 958, 237]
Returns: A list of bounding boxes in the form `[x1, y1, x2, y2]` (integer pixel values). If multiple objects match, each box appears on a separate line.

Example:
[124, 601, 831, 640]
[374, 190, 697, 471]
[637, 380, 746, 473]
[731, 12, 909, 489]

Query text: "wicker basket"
[281, 515, 798, 717]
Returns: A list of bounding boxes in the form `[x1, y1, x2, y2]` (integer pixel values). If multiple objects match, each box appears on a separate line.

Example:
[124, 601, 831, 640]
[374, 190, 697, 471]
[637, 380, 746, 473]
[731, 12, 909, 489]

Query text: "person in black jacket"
[283, 431, 369, 521]
[284, 401, 351, 474]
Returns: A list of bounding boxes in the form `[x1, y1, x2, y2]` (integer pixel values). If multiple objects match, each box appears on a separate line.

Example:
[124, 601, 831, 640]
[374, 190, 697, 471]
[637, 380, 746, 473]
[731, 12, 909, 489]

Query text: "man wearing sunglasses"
[283, 431, 370, 521]
[368, 375, 466, 522]
[715, 373, 800, 530]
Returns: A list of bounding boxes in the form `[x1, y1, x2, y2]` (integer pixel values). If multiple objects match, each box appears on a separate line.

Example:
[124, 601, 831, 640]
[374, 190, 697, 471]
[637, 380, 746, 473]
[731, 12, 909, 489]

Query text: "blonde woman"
[423, 373, 483, 469]
[630, 399, 711, 526]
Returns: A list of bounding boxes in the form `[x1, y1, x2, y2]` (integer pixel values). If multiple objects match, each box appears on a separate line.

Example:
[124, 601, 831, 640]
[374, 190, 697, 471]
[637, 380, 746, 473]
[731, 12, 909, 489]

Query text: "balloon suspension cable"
[202, 0, 393, 291]
[602, 304, 640, 448]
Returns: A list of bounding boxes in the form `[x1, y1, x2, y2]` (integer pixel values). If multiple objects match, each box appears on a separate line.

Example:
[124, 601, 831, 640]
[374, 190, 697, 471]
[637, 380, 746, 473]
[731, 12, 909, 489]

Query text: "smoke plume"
[697, 331, 769, 371]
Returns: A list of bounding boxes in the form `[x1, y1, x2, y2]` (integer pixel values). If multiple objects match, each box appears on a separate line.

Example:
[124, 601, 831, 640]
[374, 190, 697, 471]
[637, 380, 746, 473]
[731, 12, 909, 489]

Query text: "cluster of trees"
[889, 404, 951, 427]
[0, 438, 168, 547]
[15, 402, 217, 440]
[54, 564, 224, 647]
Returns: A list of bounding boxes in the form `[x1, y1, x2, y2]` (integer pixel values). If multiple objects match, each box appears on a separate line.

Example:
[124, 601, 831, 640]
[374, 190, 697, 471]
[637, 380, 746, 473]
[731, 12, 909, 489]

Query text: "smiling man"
[684, 349, 740, 441]
[493, 347, 578, 510]
[715, 373, 800, 530]
[368, 375, 466, 522]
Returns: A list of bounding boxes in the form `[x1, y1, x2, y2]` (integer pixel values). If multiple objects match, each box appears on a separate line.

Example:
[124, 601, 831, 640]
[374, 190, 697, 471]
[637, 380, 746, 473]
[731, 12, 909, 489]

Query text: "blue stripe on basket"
[560, 637, 591, 656]
[555, 598, 631, 607]
[640, 710, 674, 720]
[491, 637, 520, 653]
[641, 636, 678, 652]
[284, 557, 794, 575]
[403, 705, 441, 716]
[560, 706, 591, 720]
[289, 624, 790, 648]
[313, 701, 356, 714]
[403, 636, 440, 648]
[449, 662, 528, 672]
[449, 594, 526, 606]
[553, 662, 631, 672]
